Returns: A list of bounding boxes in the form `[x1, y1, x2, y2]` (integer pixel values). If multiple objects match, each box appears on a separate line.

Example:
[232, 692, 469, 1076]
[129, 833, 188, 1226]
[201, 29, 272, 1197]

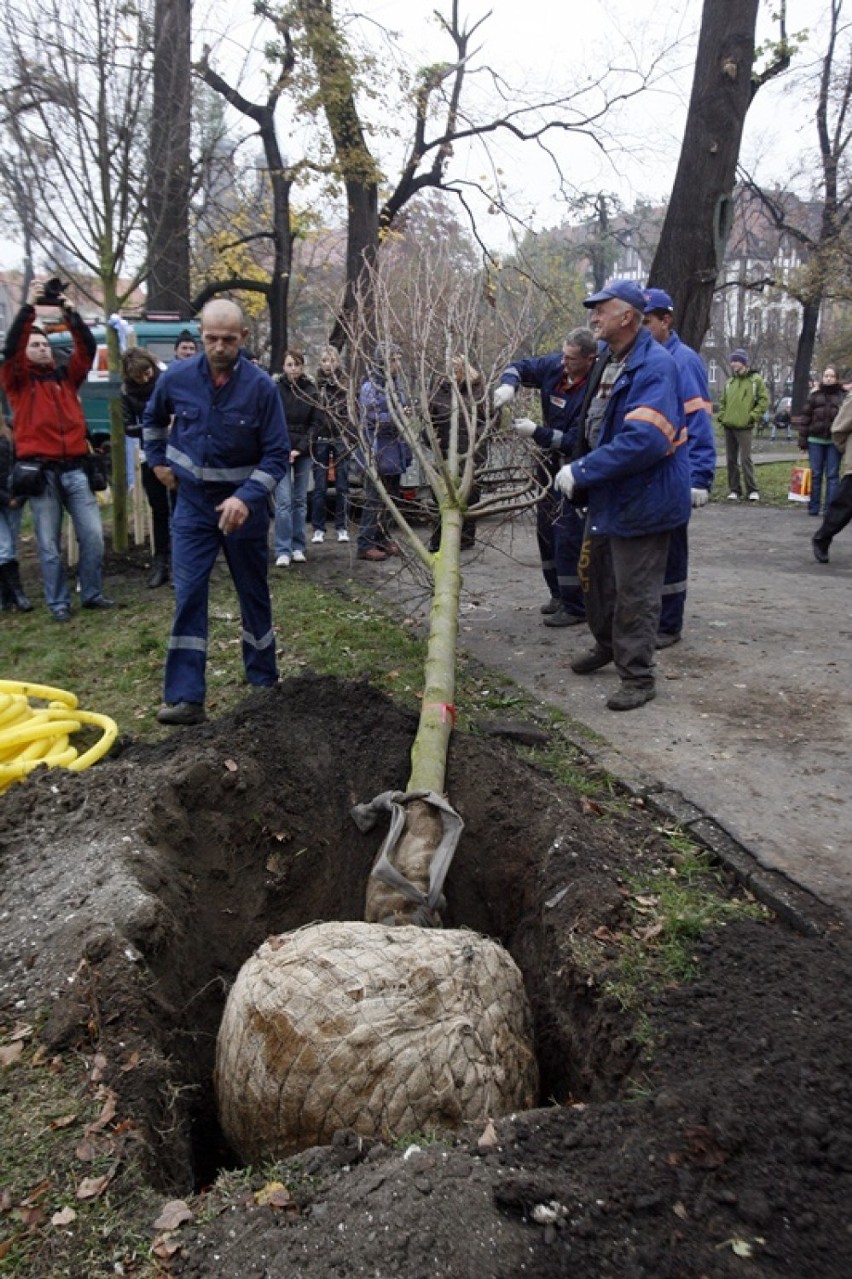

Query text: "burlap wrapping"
[215, 921, 538, 1162]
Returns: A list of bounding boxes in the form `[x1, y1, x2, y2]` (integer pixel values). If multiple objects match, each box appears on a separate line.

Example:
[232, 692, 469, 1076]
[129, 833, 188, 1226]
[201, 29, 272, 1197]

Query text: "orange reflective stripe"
[684, 395, 712, 414]
[626, 405, 678, 444]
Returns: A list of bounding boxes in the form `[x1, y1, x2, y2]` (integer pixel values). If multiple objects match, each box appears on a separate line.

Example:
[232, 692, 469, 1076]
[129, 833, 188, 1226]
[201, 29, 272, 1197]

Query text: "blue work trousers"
[537, 488, 585, 617]
[659, 522, 689, 638]
[28, 467, 105, 615]
[166, 486, 277, 705]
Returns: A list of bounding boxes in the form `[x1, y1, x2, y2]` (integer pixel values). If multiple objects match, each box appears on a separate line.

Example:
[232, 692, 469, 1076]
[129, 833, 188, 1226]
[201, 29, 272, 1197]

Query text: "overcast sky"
[1, 0, 829, 270]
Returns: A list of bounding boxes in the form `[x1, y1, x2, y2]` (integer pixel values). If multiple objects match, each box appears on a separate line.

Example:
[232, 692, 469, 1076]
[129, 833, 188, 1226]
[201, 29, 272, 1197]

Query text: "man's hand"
[216, 495, 249, 534]
[554, 464, 576, 498]
[27, 278, 43, 307]
[153, 465, 178, 491]
[691, 488, 710, 508]
[511, 417, 537, 438]
[493, 384, 515, 410]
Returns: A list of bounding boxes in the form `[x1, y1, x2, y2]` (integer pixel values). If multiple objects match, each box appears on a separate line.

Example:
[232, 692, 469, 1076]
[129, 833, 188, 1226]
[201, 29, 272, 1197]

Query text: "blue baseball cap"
[583, 278, 647, 312]
[643, 287, 674, 313]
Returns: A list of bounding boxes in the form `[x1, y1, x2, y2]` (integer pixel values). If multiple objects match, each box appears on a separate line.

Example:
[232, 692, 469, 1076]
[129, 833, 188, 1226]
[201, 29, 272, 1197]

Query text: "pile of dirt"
[0, 674, 850, 1277]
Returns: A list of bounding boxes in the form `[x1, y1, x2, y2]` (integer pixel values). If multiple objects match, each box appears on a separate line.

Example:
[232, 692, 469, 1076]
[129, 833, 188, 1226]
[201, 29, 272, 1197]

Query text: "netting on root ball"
[215, 921, 539, 1162]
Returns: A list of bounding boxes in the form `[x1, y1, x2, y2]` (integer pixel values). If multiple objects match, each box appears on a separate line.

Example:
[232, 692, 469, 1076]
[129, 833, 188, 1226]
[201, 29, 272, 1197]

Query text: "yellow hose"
[0, 680, 118, 794]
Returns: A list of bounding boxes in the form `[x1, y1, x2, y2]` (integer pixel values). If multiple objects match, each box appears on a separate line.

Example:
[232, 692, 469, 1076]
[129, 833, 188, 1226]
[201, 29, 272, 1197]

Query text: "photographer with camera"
[0, 277, 113, 622]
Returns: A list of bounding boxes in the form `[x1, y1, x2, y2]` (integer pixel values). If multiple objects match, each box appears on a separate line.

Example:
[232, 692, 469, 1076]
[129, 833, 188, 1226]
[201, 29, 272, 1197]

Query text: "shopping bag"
[788, 463, 812, 503]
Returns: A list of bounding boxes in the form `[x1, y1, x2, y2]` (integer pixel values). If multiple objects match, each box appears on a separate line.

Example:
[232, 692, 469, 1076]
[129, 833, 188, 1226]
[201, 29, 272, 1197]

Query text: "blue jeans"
[357, 472, 402, 551]
[28, 467, 105, 614]
[311, 439, 350, 531]
[808, 440, 841, 515]
[0, 503, 23, 566]
[274, 454, 311, 554]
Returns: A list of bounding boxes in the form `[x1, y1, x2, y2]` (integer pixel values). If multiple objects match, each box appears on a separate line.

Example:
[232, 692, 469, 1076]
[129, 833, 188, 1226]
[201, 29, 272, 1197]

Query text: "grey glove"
[493, 384, 516, 410]
[511, 417, 537, 438]
[554, 464, 576, 498]
[691, 488, 710, 508]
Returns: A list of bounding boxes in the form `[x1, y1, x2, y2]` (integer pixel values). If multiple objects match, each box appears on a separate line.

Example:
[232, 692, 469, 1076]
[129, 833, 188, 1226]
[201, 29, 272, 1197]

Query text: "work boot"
[0, 560, 33, 612]
[540, 596, 561, 615]
[655, 631, 682, 649]
[0, 573, 14, 611]
[156, 701, 207, 726]
[607, 682, 656, 712]
[570, 645, 613, 674]
[542, 606, 585, 628]
[147, 553, 169, 589]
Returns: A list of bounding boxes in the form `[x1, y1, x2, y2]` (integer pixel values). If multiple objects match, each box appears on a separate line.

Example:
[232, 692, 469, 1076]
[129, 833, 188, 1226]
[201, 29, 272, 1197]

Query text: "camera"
[36, 276, 69, 306]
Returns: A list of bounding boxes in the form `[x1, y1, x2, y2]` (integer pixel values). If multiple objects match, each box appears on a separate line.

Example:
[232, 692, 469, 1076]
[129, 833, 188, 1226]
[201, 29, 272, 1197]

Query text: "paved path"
[321, 474, 851, 927]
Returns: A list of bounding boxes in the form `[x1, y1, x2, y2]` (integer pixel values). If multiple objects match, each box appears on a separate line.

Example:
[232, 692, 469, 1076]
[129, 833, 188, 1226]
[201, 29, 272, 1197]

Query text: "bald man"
[143, 300, 290, 725]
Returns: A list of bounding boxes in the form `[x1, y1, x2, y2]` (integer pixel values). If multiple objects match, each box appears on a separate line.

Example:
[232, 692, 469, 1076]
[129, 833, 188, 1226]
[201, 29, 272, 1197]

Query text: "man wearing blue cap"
[642, 288, 716, 647]
[553, 279, 691, 711]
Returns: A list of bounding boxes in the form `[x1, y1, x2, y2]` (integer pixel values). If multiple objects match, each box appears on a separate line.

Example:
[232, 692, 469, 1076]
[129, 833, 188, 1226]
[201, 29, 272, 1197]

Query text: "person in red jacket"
[0, 278, 113, 621]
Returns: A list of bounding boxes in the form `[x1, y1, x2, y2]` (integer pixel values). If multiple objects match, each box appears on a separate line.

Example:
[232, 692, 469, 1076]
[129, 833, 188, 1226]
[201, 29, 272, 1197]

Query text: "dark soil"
[0, 675, 850, 1277]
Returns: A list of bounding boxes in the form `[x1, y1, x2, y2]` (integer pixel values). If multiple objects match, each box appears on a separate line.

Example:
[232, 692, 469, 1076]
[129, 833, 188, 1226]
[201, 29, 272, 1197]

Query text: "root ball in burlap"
[215, 920, 538, 1162]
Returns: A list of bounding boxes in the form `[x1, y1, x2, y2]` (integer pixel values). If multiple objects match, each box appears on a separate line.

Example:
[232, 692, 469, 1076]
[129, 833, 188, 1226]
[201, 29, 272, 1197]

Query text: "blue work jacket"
[665, 331, 716, 492]
[142, 353, 290, 510]
[499, 352, 585, 450]
[573, 327, 691, 538]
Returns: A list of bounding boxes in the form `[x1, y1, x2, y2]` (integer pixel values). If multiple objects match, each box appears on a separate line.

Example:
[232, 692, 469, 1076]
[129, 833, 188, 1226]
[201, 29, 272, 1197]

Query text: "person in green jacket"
[716, 349, 769, 501]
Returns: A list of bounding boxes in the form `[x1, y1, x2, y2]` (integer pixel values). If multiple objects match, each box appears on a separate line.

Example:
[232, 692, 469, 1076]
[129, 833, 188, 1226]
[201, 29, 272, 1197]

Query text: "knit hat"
[174, 329, 197, 350]
[729, 349, 749, 365]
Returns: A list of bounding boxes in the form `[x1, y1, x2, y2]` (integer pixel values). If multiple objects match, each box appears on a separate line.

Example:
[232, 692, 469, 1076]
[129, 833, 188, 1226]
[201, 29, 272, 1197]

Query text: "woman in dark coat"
[273, 350, 321, 566]
[797, 367, 846, 516]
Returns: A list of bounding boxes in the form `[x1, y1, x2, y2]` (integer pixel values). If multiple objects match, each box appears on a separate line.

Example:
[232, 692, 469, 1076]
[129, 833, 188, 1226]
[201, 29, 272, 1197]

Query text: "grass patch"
[600, 835, 770, 1015]
[711, 458, 807, 507]
[0, 1023, 161, 1277]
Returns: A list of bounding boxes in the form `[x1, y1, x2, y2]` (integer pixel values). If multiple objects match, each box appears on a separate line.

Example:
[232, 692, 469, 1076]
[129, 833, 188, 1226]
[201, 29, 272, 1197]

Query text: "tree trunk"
[791, 301, 820, 416]
[648, 0, 761, 349]
[147, 0, 192, 316]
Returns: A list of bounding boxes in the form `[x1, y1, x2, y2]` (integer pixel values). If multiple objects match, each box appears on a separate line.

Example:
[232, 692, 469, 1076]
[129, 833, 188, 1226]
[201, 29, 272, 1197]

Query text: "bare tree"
[738, 0, 852, 412]
[147, 0, 192, 315]
[648, 0, 794, 349]
[337, 252, 540, 917]
[0, 0, 165, 548]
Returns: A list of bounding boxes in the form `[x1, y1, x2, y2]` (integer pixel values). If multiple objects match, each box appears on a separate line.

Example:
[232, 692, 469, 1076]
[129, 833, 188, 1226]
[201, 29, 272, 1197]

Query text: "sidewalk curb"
[563, 739, 834, 939]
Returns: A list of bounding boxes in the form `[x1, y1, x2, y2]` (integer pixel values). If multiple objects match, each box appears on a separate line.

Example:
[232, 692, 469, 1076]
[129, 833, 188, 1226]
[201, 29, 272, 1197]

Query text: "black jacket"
[278, 374, 320, 455]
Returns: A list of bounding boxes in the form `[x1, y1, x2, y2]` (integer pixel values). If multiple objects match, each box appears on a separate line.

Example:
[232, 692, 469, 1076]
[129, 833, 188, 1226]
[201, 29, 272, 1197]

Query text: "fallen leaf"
[673, 1200, 688, 1220]
[152, 1235, 183, 1260]
[89, 1053, 108, 1083]
[51, 1206, 77, 1227]
[731, 1239, 754, 1258]
[19, 1205, 46, 1231]
[88, 1092, 117, 1132]
[48, 1113, 78, 1131]
[152, 1199, 193, 1231]
[75, 1137, 101, 1162]
[0, 1238, 16, 1258]
[0, 1188, 13, 1212]
[76, 1174, 113, 1201]
[224, 758, 239, 772]
[478, 1119, 499, 1150]
[637, 923, 664, 942]
[0, 1043, 24, 1067]
[120, 1051, 141, 1073]
[254, 1181, 289, 1207]
[579, 796, 604, 816]
[633, 894, 659, 909]
[10, 1024, 34, 1042]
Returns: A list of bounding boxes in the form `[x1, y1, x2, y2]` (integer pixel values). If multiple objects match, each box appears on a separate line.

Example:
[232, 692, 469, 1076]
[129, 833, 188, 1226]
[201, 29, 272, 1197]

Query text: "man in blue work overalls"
[143, 299, 290, 725]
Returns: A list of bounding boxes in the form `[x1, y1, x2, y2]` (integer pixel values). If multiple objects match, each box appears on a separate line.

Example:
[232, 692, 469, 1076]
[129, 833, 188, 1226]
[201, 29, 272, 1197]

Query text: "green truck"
[48, 316, 200, 447]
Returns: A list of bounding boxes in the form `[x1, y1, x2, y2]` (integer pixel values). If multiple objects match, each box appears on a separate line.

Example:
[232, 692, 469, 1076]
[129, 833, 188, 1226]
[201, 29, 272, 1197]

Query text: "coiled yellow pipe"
[0, 681, 118, 794]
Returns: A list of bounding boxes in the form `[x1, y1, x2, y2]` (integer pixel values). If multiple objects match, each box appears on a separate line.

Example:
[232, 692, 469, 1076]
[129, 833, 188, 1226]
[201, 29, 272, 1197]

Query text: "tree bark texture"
[648, 0, 760, 349]
[147, 0, 192, 316]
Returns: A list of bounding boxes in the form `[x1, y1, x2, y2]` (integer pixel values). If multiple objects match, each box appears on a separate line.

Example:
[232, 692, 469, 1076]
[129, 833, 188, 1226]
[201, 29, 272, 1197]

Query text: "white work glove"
[493, 384, 516, 410]
[691, 488, 710, 508]
[554, 464, 576, 498]
[511, 417, 537, 438]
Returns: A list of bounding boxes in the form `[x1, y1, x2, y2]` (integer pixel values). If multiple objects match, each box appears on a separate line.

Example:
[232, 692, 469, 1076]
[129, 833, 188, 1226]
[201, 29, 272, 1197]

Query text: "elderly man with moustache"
[143, 299, 290, 725]
[554, 279, 691, 711]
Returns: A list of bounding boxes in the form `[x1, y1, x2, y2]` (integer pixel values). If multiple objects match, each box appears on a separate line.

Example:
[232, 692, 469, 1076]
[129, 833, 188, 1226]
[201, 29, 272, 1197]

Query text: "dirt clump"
[0, 673, 850, 1277]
